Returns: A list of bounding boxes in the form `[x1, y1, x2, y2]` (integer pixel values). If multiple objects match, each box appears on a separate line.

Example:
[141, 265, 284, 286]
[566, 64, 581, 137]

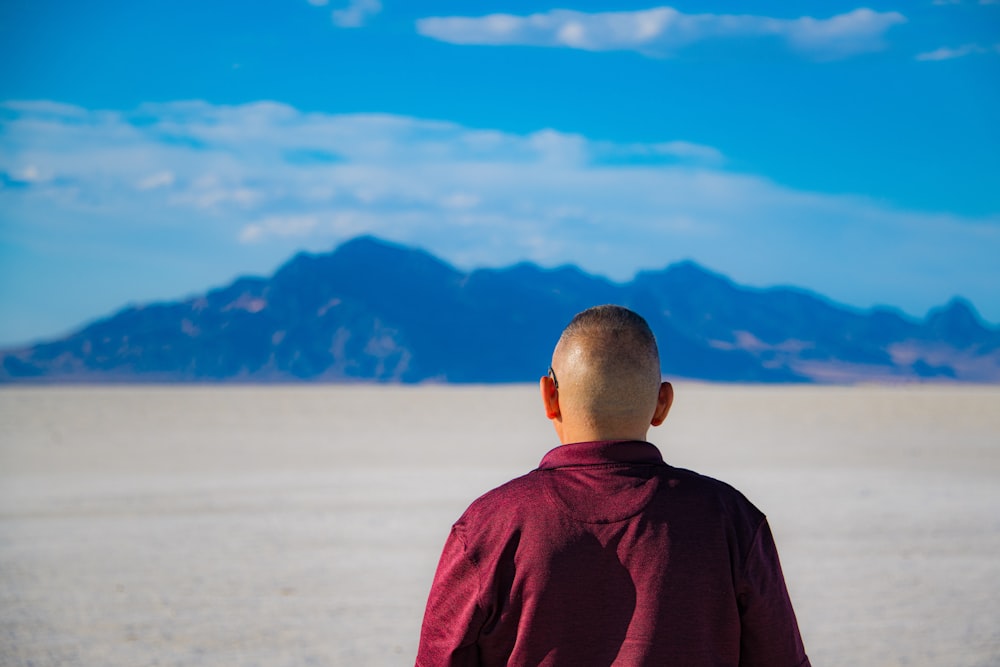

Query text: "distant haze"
[2, 237, 998, 384]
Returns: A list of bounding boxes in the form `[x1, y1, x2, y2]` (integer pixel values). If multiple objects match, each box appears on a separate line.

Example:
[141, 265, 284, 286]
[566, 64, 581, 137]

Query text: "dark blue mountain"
[2, 236, 998, 383]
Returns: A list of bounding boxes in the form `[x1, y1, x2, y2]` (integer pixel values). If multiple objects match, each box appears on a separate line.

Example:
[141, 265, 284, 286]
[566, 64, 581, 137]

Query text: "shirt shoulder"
[455, 471, 544, 526]
[666, 465, 766, 521]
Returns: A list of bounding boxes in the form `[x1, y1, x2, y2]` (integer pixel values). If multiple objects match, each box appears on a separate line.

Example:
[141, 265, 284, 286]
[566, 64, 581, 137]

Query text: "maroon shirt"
[416, 440, 810, 667]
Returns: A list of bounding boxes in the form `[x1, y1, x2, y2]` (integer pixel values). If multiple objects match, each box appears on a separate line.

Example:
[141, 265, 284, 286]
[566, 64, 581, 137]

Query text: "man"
[416, 305, 810, 666]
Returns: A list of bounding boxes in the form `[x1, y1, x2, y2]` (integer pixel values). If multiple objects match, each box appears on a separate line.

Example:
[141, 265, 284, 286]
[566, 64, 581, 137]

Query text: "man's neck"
[557, 424, 649, 445]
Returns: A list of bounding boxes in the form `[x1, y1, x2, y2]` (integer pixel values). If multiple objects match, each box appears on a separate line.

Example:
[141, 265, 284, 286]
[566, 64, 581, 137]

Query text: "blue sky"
[1, 1, 998, 346]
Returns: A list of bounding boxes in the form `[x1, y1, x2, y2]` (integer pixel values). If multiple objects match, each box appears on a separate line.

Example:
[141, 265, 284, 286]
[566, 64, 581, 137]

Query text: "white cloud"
[239, 215, 319, 243]
[916, 43, 1000, 61]
[17, 165, 45, 182]
[416, 7, 907, 60]
[137, 170, 175, 191]
[1, 99, 998, 330]
[332, 0, 381, 28]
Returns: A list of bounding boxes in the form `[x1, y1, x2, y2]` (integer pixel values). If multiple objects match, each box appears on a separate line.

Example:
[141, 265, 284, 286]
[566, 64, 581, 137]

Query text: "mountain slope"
[3, 236, 998, 383]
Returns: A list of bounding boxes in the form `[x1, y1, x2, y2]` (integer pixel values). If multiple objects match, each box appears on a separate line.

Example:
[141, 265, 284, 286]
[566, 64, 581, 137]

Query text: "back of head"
[552, 305, 662, 435]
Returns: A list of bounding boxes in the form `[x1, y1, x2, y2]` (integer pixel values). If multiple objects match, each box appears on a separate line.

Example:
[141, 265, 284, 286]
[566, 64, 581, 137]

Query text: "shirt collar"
[536, 440, 665, 470]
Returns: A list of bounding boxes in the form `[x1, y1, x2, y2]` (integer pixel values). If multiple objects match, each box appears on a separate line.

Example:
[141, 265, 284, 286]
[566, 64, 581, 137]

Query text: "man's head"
[541, 305, 673, 444]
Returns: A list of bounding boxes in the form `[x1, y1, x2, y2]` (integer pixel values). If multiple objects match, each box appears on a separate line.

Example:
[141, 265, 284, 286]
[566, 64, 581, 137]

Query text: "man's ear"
[540, 375, 561, 421]
[650, 381, 674, 427]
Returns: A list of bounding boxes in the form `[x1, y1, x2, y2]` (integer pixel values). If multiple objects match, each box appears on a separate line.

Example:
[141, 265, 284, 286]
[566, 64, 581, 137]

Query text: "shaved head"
[550, 305, 663, 435]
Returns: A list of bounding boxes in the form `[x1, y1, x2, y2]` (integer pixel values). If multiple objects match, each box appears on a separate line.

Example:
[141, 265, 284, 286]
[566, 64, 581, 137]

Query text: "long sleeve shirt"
[416, 440, 810, 667]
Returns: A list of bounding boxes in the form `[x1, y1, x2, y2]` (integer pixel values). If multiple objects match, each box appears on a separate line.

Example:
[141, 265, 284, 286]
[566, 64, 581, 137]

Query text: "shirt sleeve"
[415, 525, 486, 667]
[737, 519, 811, 667]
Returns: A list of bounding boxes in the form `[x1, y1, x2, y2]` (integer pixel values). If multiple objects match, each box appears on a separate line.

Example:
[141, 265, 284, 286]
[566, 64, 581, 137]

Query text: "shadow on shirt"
[532, 529, 637, 665]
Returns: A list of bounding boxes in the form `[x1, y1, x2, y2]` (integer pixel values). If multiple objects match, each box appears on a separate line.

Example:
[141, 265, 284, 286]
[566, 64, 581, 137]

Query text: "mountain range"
[3, 236, 999, 383]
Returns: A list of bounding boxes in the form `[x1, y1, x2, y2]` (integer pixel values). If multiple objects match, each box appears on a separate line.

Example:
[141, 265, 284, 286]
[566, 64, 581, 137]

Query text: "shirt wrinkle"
[453, 525, 486, 614]
[740, 517, 768, 582]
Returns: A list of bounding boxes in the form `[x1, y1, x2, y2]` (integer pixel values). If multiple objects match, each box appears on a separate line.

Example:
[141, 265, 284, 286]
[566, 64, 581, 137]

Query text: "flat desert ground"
[1, 383, 998, 666]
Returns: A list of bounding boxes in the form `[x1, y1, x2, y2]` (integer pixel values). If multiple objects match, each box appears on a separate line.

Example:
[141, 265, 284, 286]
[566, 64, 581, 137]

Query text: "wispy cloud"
[136, 170, 175, 191]
[239, 215, 320, 243]
[1, 100, 997, 330]
[332, 0, 381, 28]
[416, 7, 907, 60]
[916, 42, 1000, 61]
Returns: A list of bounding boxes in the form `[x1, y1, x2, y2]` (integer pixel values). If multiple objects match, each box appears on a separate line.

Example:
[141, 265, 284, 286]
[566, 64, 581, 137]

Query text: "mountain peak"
[333, 236, 459, 274]
[925, 297, 990, 348]
[635, 259, 733, 288]
[333, 234, 404, 256]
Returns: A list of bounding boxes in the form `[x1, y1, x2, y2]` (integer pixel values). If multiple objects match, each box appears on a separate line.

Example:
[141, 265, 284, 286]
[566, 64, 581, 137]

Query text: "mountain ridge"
[3, 236, 998, 383]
